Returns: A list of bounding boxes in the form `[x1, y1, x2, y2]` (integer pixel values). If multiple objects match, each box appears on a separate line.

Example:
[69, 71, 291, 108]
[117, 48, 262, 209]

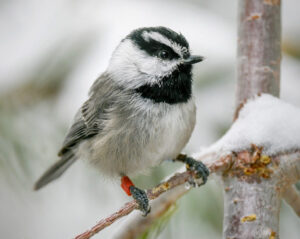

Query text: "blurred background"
[1, 0, 300, 238]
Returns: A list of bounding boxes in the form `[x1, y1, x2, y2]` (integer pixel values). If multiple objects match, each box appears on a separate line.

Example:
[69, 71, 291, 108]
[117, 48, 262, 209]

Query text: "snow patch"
[210, 94, 300, 155]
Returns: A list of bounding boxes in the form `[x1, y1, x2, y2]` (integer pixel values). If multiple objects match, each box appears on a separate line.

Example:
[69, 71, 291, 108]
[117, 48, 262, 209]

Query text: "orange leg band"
[121, 176, 134, 196]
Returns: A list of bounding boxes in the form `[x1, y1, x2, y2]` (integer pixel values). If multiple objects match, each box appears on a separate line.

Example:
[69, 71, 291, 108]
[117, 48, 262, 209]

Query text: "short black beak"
[183, 55, 205, 65]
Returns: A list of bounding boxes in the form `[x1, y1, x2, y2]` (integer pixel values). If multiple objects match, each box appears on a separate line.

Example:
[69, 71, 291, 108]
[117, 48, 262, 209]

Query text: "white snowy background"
[0, 0, 300, 238]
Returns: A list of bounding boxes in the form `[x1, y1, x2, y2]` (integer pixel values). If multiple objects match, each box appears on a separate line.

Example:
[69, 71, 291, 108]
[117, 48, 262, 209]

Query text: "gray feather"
[58, 116, 99, 156]
[35, 74, 116, 189]
[34, 152, 76, 190]
[58, 74, 115, 156]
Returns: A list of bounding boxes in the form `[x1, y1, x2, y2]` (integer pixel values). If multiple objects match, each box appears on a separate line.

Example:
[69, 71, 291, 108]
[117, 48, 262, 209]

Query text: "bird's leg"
[121, 176, 150, 216]
[175, 154, 209, 186]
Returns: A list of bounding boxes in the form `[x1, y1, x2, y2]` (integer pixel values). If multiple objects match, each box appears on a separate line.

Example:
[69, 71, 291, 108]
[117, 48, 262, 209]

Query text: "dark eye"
[158, 50, 169, 59]
[183, 52, 190, 59]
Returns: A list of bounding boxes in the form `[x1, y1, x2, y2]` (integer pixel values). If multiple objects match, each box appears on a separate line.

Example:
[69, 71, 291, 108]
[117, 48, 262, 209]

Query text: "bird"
[34, 26, 209, 215]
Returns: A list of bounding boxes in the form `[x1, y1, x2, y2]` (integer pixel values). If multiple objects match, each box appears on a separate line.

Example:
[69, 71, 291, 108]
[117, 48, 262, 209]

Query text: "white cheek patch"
[107, 39, 182, 89]
[137, 53, 179, 77]
[142, 31, 188, 57]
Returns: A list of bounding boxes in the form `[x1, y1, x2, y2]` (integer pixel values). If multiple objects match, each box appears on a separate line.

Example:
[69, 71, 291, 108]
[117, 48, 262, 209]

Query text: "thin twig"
[115, 185, 188, 239]
[75, 202, 137, 239]
[74, 154, 233, 239]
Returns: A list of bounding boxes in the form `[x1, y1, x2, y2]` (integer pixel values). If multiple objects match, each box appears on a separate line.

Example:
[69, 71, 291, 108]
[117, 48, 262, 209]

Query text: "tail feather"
[34, 153, 76, 190]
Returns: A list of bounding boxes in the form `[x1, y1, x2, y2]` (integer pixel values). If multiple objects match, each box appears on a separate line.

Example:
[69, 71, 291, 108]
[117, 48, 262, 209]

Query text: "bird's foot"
[176, 154, 209, 186]
[121, 176, 150, 216]
[130, 186, 150, 216]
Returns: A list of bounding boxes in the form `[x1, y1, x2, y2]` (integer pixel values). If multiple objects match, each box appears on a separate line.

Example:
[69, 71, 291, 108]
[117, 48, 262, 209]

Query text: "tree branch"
[74, 153, 233, 239]
[223, 149, 300, 239]
[235, 0, 281, 117]
[74, 146, 300, 239]
[224, 0, 283, 238]
[114, 184, 188, 239]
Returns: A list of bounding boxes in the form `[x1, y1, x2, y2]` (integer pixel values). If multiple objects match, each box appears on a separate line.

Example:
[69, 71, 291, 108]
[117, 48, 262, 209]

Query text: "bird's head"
[107, 26, 204, 103]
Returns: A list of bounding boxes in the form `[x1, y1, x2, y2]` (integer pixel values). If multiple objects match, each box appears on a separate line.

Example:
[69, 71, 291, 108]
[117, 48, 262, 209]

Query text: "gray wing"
[58, 99, 102, 156]
[35, 73, 115, 190]
[58, 79, 111, 156]
[34, 102, 99, 190]
[58, 73, 116, 156]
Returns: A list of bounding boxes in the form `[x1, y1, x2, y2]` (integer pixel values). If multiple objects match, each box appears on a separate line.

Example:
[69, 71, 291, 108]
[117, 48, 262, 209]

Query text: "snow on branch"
[209, 94, 300, 156]
[195, 94, 300, 221]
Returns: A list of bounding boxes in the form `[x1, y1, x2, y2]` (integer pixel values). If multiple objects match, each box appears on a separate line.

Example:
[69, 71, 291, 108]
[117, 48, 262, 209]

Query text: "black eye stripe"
[146, 38, 180, 59]
[127, 27, 189, 60]
[130, 35, 180, 59]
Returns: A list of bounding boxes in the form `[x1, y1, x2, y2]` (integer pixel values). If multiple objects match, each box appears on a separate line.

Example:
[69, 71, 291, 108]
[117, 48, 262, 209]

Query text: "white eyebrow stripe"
[142, 31, 188, 57]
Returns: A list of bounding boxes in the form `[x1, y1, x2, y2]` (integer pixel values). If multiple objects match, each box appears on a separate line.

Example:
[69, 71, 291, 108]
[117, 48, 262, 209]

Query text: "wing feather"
[58, 75, 112, 156]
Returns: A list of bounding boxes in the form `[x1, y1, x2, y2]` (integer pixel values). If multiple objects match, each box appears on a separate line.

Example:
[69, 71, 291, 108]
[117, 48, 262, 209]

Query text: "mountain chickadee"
[34, 26, 209, 215]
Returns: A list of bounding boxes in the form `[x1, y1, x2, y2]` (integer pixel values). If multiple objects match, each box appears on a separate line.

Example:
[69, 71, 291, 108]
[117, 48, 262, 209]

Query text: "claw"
[130, 186, 151, 216]
[178, 155, 210, 186]
[193, 160, 209, 185]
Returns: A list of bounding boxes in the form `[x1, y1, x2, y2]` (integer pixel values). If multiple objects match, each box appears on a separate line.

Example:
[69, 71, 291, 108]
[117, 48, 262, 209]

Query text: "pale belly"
[77, 99, 196, 178]
[141, 103, 196, 168]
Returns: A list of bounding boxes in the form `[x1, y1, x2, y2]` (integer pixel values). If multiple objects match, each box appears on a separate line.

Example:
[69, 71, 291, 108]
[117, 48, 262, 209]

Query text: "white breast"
[132, 98, 196, 174]
[78, 98, 196, 178]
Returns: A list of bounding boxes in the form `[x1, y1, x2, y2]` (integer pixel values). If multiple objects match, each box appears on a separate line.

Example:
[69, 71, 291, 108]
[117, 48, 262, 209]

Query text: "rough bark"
[235, 0, 281, 114]
[223, 178, 281, 238]
[224, 0, 282, 238]
[222, 147, 300, 239]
